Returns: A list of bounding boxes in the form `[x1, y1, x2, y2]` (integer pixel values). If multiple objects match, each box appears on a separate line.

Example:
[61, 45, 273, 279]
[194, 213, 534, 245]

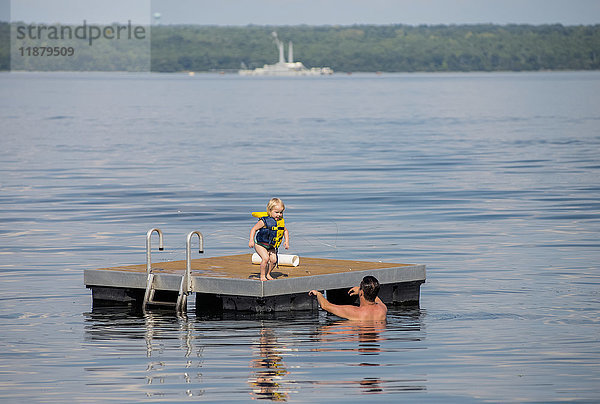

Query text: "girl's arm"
[283, 227, 290, 249]
[249, 221, 265, 248]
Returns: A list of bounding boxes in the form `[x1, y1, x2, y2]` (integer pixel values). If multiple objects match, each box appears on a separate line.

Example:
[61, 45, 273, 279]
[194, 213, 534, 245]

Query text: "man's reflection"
[316, 320, 386, 354]
[314, 319, 424, 394]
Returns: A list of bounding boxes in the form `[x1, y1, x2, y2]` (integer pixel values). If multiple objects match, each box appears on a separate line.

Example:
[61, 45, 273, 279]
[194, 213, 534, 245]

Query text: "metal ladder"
[143, 229, 204, 312]
[142, 270, 182, 310]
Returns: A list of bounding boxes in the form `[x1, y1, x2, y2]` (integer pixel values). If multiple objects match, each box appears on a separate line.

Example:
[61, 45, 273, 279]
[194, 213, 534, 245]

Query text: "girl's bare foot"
[260, 276, 268, 281]
[266, 274, 274, 280]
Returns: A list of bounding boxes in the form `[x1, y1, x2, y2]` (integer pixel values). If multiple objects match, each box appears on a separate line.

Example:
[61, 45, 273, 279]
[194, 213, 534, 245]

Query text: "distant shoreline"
[2, 23, 599, 73]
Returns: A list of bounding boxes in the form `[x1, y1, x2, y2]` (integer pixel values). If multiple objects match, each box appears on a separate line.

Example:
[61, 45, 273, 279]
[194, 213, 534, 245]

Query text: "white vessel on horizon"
[239, 32, 333, 76]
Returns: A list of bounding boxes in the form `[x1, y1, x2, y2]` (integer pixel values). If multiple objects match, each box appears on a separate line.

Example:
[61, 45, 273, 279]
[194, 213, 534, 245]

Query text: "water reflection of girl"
[249, 327, 289, 401]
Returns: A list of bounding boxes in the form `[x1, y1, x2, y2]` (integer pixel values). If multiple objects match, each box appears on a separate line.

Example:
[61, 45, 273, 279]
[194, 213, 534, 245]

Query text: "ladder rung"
[147, 300, 178, 307]
[143, 270, 187, 312]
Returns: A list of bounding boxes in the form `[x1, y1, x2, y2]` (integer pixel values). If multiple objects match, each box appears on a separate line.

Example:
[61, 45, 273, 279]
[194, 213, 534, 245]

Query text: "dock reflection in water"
[83, 307, 425, 400]
[84, 308, 206, 399]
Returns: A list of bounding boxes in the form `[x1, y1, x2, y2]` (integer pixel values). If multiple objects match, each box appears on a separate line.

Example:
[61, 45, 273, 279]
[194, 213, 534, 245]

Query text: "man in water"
[309, 275, 387, 321]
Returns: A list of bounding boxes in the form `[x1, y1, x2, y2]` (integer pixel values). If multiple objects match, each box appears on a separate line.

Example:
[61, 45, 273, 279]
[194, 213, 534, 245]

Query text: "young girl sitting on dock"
[249, 198, 289, 281]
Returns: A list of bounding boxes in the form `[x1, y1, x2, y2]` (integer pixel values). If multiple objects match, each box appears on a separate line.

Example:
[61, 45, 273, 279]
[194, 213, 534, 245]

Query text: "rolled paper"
[252, 253, 299, 267]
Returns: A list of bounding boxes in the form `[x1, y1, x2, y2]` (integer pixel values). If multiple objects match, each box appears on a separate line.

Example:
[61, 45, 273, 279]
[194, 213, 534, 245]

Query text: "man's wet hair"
[360, 276, 380, 302]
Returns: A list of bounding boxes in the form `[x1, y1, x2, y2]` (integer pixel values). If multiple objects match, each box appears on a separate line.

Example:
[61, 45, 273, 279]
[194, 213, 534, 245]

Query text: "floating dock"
[85, 254, 426, 313]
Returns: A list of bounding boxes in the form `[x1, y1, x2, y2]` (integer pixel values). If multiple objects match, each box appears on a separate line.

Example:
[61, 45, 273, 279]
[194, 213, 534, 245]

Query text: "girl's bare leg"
[254, 244, 270, 281]
[265, 252, 277, 280]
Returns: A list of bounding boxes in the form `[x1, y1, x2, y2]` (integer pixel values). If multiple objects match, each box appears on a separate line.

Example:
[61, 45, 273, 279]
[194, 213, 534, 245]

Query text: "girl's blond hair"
[267, 198, 285, 215]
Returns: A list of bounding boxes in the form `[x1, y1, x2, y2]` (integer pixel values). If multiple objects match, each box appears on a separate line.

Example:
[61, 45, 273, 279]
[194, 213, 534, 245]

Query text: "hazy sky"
[6, 0, 600, 25]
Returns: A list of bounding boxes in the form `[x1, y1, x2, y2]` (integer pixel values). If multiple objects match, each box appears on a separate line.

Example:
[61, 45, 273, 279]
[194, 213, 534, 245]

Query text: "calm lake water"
[1, 71, 599, 402]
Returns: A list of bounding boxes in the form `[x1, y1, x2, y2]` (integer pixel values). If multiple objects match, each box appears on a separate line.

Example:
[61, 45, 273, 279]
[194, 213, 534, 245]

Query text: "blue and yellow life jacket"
[252, 211, 285, 248]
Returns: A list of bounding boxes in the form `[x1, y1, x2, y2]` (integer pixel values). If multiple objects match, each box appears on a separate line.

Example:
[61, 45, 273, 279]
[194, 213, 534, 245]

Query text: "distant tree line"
[0, 22, 8, 70]
[150, 24, 600, 72]
[2, 22, 599, 72]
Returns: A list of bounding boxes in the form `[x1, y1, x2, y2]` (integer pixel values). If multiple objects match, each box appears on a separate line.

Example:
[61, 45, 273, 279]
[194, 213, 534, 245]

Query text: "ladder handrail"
[142, 272, 155, 310]
[185, 231, 204, 293]
[146, 228, 164, 274]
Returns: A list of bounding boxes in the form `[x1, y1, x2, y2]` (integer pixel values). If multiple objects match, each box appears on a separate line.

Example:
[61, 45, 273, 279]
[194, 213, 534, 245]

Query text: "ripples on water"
[0, 71, 599, 402]
[80, 308, 427, 402]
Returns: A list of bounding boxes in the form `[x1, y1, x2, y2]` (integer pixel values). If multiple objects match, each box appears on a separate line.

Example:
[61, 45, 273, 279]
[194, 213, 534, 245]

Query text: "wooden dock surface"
[94, 254, 414, 280]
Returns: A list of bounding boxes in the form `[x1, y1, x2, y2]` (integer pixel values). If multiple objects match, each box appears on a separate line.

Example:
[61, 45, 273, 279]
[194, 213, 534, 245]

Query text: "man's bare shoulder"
[355, 302, 387, 321]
